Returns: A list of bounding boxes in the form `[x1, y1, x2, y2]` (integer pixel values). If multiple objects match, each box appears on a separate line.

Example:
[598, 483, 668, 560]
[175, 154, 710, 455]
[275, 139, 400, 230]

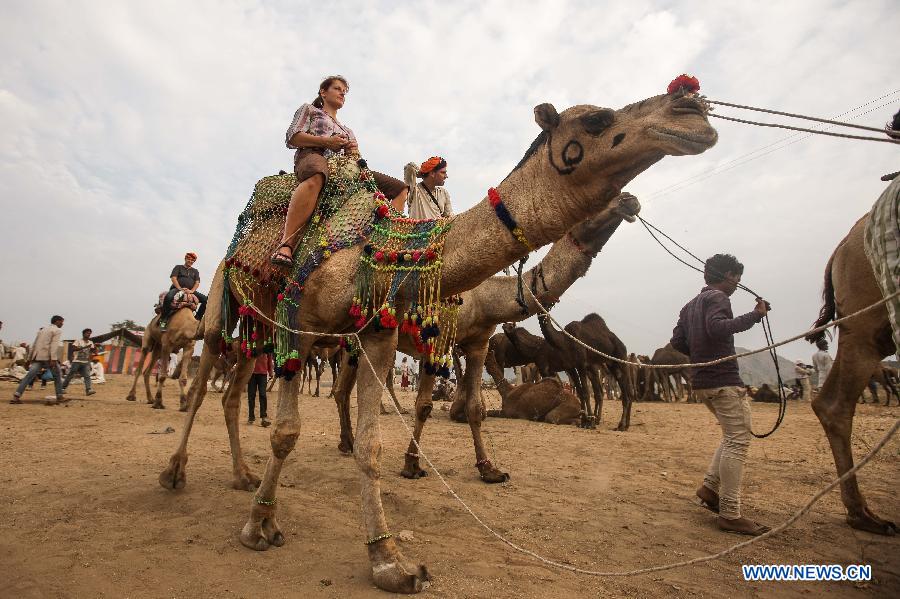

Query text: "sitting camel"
[161, 91, 717, 592]
[806, 180, 898, 535]
[125, 308, 200, 410]
[483, 347, 581, 424]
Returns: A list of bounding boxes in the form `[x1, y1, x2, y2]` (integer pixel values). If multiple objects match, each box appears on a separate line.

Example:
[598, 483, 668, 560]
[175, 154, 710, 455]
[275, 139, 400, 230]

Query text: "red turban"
[185, 252, 198, 260]
[418, 156, 446, 177]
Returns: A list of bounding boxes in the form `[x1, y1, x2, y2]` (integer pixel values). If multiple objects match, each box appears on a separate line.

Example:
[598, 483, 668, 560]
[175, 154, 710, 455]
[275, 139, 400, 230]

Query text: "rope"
[707, 113, 900, 144]
[648, 91, 900, 200]
[707, 99, 895, 134]
[636, 215, 786, 437]
[520, 283, 899, 370]
[233, 280, 900, 578]
[354, 331, 900, 577]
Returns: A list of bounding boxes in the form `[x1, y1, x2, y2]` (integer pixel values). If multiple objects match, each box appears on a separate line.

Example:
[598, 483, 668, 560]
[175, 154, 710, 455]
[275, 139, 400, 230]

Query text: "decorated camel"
[334, 193, 640, 479]
[483, 347, 581, 424]
[806, 177, 899, 535]
[125, 308, 200, 409]
[160, 90, 717, 592]
[538, 312, 635, 429]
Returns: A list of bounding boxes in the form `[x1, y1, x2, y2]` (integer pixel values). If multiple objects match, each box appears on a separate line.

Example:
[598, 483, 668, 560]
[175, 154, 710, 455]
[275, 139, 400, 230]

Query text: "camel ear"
[534, 103, 560, 131]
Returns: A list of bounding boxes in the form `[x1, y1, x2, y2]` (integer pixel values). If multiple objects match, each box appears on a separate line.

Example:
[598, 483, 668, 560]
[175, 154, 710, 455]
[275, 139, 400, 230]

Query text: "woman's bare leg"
[273, 174, 324, 261]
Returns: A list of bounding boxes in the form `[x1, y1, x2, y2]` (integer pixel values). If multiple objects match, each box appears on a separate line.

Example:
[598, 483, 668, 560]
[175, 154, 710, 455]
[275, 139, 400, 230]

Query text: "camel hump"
[581, 313, 608, 326]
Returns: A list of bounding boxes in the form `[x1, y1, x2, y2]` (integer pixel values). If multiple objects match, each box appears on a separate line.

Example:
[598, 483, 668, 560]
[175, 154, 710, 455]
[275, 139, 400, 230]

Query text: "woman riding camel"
[271, 75, 408, 267]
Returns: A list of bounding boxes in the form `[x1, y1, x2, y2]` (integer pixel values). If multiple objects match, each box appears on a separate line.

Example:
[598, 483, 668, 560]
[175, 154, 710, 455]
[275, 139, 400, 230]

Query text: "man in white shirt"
[62, 328, 97, 396]
[405, 156, 454, 220]
[794, 361, 813, 401]
[811, 339, 834, 391]
[12, 315, 66, 404]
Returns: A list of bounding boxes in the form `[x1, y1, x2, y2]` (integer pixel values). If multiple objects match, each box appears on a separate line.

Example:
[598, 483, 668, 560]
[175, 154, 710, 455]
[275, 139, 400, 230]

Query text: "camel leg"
[159, 342, 220, 490]
[587, 367, 604, 424]
[152, 349, 172, 409]
[125, 345, 152, 401]
[224, 354, 259, 490]
[239, 335, 315, 552]
[401, 373, 435, 479]
[313, 361, 322, 397]
[812, 340, 897, 535]
[354, 329, 431, 592]
[144, 347, 161, 405]
[462, 341, 509, 483]
[567, 368, 591, 428]
[327, 357, 339, 398]
[381, 367, 407, 414]
[614, 366, 634, 431]
[176, 342, 194, 410]
[333, 352, 357, 454]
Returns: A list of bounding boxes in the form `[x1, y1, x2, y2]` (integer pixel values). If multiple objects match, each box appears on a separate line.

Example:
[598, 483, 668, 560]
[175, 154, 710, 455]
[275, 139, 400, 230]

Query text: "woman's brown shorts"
[293, 148, 407, 199]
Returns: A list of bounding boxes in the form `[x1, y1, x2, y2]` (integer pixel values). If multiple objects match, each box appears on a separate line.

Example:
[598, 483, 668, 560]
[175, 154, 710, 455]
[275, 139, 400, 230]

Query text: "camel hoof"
[401, 468, 428, 479]
[240, 523, 272, 552]
[848, 510, 898, 536]
[479, 468, 510, 484]
[232, 472, 262, 491]
[152, 401, 165, 410]
[159, 454, 187, 490]
[125, 395, 136, 402]
[372, 561, 431, 594]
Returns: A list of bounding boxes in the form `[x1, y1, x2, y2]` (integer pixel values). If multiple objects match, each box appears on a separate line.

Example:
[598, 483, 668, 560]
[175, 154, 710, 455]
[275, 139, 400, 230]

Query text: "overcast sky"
[1, 1, 897, 364]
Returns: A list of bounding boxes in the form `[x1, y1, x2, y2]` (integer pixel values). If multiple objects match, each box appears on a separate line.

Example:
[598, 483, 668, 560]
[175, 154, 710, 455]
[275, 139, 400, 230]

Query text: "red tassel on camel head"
[667, 74, 700, 95]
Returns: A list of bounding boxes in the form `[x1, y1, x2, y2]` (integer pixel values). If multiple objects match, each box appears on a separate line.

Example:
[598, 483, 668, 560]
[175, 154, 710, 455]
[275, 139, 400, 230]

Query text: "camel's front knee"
[270, 424, 300, 459]
[415, 402, 433, 423]
[354, 442, 383, 478]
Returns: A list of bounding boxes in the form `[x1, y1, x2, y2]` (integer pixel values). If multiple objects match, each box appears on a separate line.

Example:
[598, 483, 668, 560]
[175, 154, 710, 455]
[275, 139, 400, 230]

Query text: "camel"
[483, 348, 581, 424]
[806, 199, 898, 535]
[335, 193, 640, 479]
[538, 312, 635, 430]
[862, 364, 900, 405]
[125, 309, 200, 410]
[210, 340, 239, 393]
[160, 91, 717, 592]
[641, 343, 693, 402]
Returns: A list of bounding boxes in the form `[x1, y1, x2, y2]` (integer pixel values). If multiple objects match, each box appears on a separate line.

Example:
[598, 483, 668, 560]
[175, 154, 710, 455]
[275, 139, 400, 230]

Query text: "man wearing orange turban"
[404, 156, 454, 220]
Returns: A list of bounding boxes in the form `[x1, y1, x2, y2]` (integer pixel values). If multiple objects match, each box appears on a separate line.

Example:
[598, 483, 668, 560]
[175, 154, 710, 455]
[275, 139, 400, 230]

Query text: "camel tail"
[806, 251, 837, 344]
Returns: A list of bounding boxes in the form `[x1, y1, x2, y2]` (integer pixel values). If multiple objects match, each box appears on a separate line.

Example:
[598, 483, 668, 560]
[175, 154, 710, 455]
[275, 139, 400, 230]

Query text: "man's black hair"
[816, 338, 829, 351]
[51, 315, 64, 325]
[82, 328, 92, 336]
[703, 254, 744, 284]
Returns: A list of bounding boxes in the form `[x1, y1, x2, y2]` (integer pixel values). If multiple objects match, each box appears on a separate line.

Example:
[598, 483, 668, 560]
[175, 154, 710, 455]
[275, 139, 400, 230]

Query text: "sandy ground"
[0, 373, 897, 599]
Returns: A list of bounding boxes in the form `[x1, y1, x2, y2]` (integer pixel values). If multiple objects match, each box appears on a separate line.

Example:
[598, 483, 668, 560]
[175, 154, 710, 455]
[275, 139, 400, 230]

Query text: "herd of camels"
[121, 90, 897, 592]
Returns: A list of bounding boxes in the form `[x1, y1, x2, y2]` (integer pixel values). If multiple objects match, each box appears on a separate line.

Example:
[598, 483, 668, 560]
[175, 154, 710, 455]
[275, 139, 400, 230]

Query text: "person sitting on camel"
[271, 75, 408, 268]
[162, 252, 206, 327]
[405, 156, 454, 220]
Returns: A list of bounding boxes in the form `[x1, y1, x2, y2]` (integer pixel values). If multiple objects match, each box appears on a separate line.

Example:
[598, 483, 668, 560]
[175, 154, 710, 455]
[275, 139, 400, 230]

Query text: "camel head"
[513, 90, 717, 215]
[568, 192, 641, 256]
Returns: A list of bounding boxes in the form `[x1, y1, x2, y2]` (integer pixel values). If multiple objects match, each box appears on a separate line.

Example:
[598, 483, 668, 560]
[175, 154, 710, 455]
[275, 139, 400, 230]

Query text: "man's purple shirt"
[671, 286, 763, 389]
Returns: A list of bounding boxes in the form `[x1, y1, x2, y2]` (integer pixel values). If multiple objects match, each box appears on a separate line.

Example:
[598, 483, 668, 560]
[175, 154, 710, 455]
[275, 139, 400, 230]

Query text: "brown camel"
[483, 348, 581, 424]
[336, 193, 640, 480]
[538, 312, 634, 430]
[806, 204, 897, 535]
[641, 343, 693, 403]
[160, 92, 717, 592]
[862, 364, 900, 405]
[125, 308, 200, 410]
[210, 340, 239, 393]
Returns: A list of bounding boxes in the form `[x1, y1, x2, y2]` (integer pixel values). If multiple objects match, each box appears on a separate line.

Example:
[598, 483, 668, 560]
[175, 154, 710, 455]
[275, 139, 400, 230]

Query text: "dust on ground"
[0, 374, 897, 598]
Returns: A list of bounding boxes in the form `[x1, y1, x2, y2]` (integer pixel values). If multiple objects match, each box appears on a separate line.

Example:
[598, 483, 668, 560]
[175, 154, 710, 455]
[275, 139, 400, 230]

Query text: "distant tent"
[62, 328, 145, 374]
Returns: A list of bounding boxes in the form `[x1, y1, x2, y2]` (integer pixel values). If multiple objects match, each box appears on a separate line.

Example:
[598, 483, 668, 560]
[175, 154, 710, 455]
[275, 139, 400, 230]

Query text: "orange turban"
[418, 156, 446, 177]
[185, 252, 198, 260]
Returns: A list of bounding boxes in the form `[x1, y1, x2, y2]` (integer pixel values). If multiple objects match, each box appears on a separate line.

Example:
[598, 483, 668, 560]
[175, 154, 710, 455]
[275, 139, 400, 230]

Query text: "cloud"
[0, 0, 897, 368]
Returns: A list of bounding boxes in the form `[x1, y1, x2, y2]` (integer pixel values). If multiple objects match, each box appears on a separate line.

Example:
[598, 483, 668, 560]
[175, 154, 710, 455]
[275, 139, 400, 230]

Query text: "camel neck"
[437, 161, 618, 297]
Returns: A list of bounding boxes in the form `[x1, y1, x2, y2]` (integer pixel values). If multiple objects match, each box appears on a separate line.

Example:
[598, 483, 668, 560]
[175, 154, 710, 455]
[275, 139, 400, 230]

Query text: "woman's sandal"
[270, 243, 294, 268]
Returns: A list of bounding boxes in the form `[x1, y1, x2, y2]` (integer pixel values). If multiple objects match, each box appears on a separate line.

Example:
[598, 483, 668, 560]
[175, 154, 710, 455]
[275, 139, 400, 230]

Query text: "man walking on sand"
[671, 254, 771, 536]
[12, 315, 66, 405]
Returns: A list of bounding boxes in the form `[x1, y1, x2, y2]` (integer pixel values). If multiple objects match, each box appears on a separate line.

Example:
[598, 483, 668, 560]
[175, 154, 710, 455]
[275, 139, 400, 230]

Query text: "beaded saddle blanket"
[222, 154, 459, 377]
